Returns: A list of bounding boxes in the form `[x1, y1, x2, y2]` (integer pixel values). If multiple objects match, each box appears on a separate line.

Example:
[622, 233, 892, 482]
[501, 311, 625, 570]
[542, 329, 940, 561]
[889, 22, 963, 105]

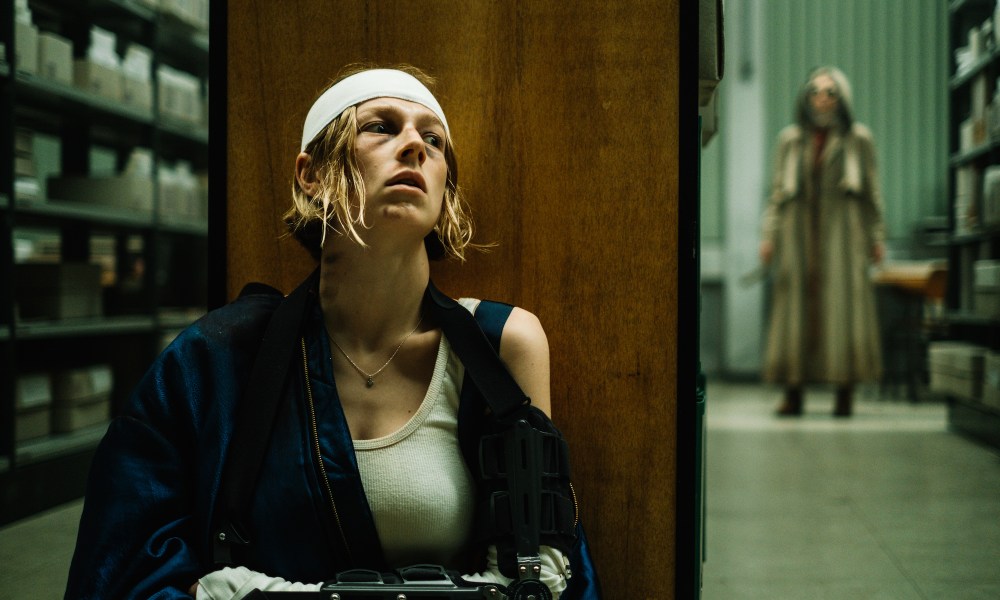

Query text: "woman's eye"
[423, 133, 442, 148]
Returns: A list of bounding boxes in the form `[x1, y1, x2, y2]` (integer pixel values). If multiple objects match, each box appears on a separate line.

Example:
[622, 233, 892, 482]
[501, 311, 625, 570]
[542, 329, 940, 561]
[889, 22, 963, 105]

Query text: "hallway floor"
[702, 381, 1000, 599]
[2, 382, 999, 599]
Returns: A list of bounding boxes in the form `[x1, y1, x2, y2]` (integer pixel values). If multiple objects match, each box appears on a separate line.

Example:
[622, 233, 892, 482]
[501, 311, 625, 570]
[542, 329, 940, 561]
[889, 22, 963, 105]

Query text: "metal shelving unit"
[945, 0, 1000, 450]
[0, 0, 209, 524]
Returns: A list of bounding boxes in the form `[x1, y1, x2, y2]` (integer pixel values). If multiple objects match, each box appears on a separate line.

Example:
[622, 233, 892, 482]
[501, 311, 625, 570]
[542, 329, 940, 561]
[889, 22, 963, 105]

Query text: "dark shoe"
[834, 387, 853, 417]
[776, 388, 803, 416]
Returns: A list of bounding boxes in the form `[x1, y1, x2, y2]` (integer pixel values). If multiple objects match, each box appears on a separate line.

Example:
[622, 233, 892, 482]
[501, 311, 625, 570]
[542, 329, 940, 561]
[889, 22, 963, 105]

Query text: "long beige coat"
[761, 123, 885, 385]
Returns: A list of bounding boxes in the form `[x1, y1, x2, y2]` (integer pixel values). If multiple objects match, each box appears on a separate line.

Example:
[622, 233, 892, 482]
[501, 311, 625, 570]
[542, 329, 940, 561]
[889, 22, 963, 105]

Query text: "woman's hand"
[759, 240, 774, 265]
[194, 567, 321, 599]
[872, 242, 885, 264]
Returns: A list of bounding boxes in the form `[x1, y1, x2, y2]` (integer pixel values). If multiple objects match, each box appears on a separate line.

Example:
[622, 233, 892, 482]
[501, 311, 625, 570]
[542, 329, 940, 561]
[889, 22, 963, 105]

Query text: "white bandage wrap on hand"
[460, 544, 570, 599]
[195, 566, 321, 600]
[195, 544, 570, 600]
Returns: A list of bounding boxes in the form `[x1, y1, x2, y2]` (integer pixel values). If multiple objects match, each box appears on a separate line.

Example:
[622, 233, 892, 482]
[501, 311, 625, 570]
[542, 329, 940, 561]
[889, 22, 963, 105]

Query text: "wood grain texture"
[228, 1, 679, 595]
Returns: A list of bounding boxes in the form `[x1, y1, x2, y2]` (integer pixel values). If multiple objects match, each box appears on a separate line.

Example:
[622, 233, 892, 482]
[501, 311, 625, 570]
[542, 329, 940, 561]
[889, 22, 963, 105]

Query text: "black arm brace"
[478, 410, 576, 582]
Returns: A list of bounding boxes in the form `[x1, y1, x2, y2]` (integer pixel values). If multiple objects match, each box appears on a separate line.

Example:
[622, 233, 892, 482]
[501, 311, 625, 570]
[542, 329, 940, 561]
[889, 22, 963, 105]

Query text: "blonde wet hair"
[284, 64, 476, 261]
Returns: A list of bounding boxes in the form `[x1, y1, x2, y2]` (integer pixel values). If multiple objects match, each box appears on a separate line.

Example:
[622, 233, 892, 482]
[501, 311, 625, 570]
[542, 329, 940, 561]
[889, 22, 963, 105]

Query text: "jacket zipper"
[569, 482, 579, 528]
[301, 337, 353, 564]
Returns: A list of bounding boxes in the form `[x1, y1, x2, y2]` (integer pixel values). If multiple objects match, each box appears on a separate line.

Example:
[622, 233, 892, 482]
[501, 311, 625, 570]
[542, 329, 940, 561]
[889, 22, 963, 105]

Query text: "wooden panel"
[228, 1, 679, 595]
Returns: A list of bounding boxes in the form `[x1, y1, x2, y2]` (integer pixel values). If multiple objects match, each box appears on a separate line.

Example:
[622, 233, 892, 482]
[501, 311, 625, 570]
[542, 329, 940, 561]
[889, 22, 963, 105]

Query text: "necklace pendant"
[366, 376, 375, 388]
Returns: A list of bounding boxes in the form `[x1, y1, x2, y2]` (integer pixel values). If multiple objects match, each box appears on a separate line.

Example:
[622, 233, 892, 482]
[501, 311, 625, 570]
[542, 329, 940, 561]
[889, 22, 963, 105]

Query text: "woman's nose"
[398, 127, 426, 165]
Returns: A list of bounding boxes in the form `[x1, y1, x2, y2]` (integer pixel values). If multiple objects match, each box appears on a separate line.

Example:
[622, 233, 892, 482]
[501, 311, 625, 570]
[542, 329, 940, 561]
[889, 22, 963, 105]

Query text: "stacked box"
[158, 162, 207, 223]
[974, 260, 1000, 318]
[928, 342, 988, 401]
[74, 59, 123, 101]
[14, 129, 39, 199]
[982, 166, 1000, 226]
[15, 20, 39, 75]
[16, 373, 52, 442]
[955, 166, 980, 234]
[52, 365, 112, 433]
[161, 0, 210, 29]
[37, 31, 73, 85]
[984, 352, 1000, 409]
[74, 27, 123, 101]
[47, 176, 154, 215]
[15, 263, 103, 320]
[122, 45, 153, 112]
[157, 65, 204, 126]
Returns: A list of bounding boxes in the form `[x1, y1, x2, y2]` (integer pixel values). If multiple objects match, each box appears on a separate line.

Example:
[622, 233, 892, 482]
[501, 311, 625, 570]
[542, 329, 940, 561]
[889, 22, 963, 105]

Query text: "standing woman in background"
[759, 66, 885, 417]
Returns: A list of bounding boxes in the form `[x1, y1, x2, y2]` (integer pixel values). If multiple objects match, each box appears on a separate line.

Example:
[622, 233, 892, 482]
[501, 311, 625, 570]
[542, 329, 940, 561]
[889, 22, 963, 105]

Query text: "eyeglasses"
[809, 87, 839, 99]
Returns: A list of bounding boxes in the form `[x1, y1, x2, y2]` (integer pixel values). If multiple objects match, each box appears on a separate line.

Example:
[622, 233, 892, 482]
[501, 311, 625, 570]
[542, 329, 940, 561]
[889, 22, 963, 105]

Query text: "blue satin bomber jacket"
[63, 285, 600, 600]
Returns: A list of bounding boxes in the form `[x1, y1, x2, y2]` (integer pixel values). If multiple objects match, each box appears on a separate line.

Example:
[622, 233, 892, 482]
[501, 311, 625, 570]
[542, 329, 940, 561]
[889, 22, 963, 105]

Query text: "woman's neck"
[318, 240, 430, 350]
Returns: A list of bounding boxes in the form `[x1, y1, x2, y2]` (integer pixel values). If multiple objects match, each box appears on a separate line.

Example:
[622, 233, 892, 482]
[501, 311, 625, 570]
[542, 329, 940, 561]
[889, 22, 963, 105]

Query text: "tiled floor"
[0, 496, 81, 599]
[702, 381, 1000, 599]
[3, 381, 999, 599]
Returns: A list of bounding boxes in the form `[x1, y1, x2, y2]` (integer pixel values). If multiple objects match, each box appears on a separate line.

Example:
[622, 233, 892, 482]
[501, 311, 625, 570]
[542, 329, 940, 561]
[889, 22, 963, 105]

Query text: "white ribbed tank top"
[352, 298, 479, 568]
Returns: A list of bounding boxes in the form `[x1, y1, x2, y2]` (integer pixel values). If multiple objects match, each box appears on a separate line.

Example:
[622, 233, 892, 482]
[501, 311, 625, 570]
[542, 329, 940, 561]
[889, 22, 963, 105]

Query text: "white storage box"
[38, 31, 73, 85]
[984, 352, 1000, 409]
[15, 20, 39, 75]
[983, 166, 1000, 226]
[16, 373, 52, 442]
[974, 260, 1000, 287]
[74, 58, 123, 101]
[122, 44, 153, 112]
[973, 260, 1000, 319]
[157, 65, 204, 125]
[52, 365, 113, 433]
[53, 364, 113, 400]
[928, 342, 988, 401]
[123, 77, 153, 111]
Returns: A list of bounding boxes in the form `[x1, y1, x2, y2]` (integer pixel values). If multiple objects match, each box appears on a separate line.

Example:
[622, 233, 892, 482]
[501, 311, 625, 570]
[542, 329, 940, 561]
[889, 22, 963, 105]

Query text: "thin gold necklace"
[329, 316, 424, 387]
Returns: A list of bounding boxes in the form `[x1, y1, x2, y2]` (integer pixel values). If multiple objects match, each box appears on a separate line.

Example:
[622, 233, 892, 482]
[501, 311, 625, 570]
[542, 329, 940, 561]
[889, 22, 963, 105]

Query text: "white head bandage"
[300, 69, 449, 151]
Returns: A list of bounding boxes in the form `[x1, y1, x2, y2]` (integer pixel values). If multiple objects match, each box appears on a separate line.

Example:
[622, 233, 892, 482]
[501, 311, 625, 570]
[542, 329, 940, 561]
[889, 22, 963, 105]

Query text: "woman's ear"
[295, 152, 320, 196]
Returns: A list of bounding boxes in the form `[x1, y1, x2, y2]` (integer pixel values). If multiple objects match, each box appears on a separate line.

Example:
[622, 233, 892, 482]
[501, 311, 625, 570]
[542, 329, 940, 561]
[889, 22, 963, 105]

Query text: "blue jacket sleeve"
[64, 296, 274, 600]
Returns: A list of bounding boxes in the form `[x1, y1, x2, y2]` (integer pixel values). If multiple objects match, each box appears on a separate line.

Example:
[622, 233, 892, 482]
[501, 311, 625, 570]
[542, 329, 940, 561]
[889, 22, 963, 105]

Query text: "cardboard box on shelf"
[51, 396, 110, 433]
[973, 260, 1000, 319]
[15, 373, 52, 442]
[16, 405, 51, 442]
[15, 129, 33, 155]
[161, 0, 209, 30]
[157, 65, 204, 125]
[53, 364, 113, 401]
[74, 58, 123, 101]
[47, 176, 154, 215]
[37, 31, 73, 85]
[14, 155, 35, 178]
[16, 372, 52, 410]
[928, 341, 988, 401]
[123, 77, 153, 111]
[14, 20, 39, 75]
[51, 365, 113, 433]
[15, 262, 103, 320]
[121, 44, 153, 112]
[982, 166, 1000, 226]
[984, 352, 1000, 409]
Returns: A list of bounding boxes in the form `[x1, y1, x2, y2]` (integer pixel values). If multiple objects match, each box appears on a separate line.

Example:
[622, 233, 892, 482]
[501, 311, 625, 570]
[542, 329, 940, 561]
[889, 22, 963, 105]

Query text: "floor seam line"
[846, 496, 929, 600]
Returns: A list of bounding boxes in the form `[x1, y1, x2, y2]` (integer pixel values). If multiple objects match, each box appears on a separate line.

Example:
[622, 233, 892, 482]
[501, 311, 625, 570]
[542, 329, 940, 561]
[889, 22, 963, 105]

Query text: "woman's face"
[353, 97, 448, 236]
[808, 73, 840, 117]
